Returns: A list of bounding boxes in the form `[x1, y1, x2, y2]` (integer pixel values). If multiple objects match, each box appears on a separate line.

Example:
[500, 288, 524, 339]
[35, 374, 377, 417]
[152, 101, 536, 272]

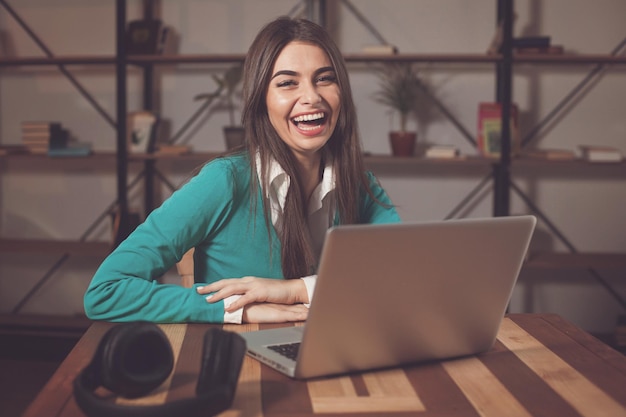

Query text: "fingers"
[196, 279, 251, 303]
[196, 278, 305, 313]
[285, 304, 309, 322]
[196, 278, 238, 295]
[242, 303, 309, 323]
[224, 293, 256, 312]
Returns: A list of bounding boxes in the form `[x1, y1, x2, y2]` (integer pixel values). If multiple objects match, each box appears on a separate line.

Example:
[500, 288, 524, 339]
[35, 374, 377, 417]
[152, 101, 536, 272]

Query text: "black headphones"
[73, 322, 246, 417]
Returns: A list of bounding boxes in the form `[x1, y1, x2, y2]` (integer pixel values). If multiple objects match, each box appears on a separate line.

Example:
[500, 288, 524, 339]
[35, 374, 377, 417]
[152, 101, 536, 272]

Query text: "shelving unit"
[0, 239, 110, 256]
[1, 0, 625, 319]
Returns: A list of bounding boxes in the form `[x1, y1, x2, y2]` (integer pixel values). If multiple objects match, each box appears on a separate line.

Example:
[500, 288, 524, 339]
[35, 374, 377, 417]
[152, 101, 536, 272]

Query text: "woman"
[84, 16, 400, 324]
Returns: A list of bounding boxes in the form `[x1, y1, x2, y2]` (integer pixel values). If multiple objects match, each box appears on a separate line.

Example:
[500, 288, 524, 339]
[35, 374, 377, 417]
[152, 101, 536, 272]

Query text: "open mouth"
[291, 112, 327, 131]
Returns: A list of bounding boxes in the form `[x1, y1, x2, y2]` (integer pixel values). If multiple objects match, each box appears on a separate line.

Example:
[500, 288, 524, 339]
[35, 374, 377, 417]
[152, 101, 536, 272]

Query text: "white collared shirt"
[224, 154, 335, 323]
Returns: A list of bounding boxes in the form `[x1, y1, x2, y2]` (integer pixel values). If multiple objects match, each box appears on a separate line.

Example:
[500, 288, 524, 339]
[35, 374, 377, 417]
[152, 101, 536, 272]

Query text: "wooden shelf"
[133, 151, 221, 161]
[3, 53, 624, 69]
[515, 156, 626, 166]
[146, 152, 625, 171]
[124, 53, 500, 65]
[344, 53, 499, 63]
[128, 54, 245, 65]
[525, 252, 626, 270]
[0, 55, 117, 67]
[0, 239, 111, 256]
[0, 151, 117, 161]
[143, 152, 496, 168]
[514, 53, 626, 64]
[3, 150, 625, 171]
[135, 52, 626, 66]
[364, 154, 493, 167]
[0, 53, 494, 68]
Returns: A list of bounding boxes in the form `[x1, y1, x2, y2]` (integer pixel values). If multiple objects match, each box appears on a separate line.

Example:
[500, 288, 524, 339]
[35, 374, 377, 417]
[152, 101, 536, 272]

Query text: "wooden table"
[22, 314, 626, 417]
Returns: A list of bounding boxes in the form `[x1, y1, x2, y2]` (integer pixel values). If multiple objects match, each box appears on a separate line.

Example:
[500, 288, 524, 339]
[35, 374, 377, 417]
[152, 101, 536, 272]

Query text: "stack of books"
[579, 145, 623, 163]
[425, 145, 460, 159]
[513, 36, 564, 55]
[21, 121, 68, 154]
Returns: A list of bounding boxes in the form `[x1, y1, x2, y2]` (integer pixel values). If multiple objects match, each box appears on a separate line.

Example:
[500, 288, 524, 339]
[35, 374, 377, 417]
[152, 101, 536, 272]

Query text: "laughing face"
[265, 41, 341, 164]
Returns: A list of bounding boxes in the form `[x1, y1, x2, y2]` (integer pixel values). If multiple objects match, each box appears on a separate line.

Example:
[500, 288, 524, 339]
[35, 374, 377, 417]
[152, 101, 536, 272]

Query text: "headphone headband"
[73, 323, 246, 417]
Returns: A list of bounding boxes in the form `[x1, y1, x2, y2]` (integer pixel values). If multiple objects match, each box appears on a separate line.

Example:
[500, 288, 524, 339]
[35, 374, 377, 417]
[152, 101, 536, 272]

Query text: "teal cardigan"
[84, 153, 400, 323]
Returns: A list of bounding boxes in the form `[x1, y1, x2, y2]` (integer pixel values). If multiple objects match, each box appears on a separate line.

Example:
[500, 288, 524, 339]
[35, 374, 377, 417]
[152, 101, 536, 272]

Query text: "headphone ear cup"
[197, 328, 246, 401]
[100, 322, 174, 398]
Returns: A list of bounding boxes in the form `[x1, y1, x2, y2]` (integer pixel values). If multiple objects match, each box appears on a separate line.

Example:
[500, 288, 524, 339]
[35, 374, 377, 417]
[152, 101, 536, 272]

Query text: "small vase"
[389, 131, 417, 157]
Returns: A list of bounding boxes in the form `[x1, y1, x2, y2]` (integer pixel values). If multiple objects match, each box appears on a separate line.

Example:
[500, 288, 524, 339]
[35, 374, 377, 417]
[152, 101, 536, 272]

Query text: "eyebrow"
[270, 66, 335, 80]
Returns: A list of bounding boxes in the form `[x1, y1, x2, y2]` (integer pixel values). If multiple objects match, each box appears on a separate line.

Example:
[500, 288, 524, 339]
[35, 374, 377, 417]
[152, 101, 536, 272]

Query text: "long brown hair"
[241, 17, 372, 278]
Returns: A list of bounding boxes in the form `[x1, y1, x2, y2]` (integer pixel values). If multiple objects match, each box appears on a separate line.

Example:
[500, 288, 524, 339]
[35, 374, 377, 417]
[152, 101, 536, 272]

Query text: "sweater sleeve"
[361, 171, 402, 224]
[84, 158, 242, 323]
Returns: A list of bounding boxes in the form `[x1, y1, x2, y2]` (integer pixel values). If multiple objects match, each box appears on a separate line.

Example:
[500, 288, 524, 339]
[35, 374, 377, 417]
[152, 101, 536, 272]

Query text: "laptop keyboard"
[267, 342, 301, 360]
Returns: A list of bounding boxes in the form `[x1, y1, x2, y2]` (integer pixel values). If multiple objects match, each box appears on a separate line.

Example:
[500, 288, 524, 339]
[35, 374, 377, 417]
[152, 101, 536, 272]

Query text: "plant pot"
[223, 126, 245, 149]
[389, 131, 416, 157]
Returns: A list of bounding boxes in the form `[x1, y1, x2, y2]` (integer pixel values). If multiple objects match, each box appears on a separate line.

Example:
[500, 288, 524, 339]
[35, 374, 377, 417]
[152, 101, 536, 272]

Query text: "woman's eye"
[276, 79, 297, 88]
[317, 74, 337, 84]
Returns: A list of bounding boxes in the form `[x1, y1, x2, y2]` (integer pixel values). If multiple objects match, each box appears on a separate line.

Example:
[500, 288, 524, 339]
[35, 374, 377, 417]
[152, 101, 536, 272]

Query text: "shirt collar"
[255, 152, 336, 216]
[308, 161, 335, 213]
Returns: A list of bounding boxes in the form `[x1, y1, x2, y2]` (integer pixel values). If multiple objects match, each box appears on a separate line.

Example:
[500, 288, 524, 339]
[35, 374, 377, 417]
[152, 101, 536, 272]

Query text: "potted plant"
[373, 63, 420, 156]
[194, 64, 244, 149]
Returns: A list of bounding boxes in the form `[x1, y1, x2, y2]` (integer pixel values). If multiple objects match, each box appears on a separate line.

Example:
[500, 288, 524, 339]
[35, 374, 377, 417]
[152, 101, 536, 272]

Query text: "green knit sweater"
[84, 153, 400, 323]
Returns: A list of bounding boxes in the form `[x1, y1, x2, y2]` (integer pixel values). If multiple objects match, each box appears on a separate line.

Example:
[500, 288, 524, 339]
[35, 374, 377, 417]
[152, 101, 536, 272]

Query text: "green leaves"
[372, 63, 420, 132]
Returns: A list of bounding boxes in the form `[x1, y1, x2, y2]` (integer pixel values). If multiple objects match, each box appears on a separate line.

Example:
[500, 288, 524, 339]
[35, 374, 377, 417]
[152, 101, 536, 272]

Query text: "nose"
[300, 81, 322, 105]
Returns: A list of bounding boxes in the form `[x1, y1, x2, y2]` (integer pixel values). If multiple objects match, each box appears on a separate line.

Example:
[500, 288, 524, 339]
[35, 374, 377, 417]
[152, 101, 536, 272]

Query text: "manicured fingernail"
[205, 295, 213, 301]
[196, 286, 204, 292]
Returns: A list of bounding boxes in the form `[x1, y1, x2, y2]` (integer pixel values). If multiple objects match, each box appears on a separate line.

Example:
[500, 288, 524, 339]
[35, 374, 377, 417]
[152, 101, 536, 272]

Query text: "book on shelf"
[0, 144, 30, 156]
[512, 36, 551, 48]
[578, 145, 623, 163]
[510, 36, 564, 55]
[476, 102, 520, 157]
[425, 145, 460, 159]
[361, 44, 398, 55]
[515, 45, 564, 55]
[21, 121, 62, 136]
[21, 121, 68, 151]
[523, 148, 576, 161]
[47, 142, 92, 157]
[156, 144, 191, 155]
[25, 146, 49, 154]
[21, 120, 60, 129]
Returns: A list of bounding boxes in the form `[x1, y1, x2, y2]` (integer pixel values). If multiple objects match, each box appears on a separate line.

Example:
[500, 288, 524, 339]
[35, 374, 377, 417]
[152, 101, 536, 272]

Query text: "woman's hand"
[197, 277, 309, 312]
[242, 303, 309, 323]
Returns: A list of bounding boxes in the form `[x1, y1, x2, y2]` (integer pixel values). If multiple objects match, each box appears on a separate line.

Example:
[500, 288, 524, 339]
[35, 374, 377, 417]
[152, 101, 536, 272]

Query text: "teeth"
[292, 112, 324, 123]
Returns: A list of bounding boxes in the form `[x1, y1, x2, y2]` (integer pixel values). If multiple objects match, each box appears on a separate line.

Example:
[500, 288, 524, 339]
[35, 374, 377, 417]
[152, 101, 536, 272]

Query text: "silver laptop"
[240, 215, 536, 379]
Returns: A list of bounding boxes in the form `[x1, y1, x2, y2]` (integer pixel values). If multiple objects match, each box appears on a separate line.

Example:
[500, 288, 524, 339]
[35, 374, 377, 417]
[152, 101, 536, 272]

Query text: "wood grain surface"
[21, 314, 626, 417]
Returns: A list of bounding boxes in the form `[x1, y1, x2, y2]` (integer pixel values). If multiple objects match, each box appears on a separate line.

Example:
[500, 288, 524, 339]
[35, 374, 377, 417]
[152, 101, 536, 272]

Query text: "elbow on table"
[83, 289, 107, 321]
[83, 281, 121, 321]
